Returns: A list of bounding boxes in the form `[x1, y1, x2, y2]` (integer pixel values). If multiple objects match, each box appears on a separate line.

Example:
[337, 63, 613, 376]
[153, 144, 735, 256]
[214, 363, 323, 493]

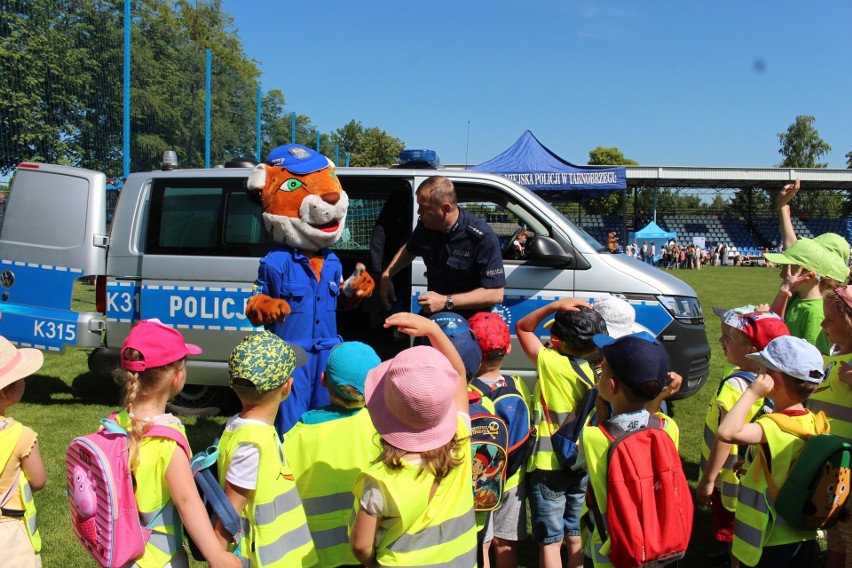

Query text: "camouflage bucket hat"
[228, 331, 307, 393]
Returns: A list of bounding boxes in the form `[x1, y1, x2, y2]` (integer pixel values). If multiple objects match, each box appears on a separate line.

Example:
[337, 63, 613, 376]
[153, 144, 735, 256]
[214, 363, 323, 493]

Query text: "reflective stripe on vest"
[218, 423, 317, 567]
[283, 407, 379, 566]
[138, 506, 181, 557]
[732, 414, 818, 565]
[20, 478, 40, 553]
[355, 417, 476, 567]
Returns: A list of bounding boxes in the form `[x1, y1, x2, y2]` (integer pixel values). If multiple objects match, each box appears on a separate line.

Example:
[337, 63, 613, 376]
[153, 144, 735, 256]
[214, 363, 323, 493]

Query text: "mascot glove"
[343, 262, 375, 299]
[245, 294, 292, 326]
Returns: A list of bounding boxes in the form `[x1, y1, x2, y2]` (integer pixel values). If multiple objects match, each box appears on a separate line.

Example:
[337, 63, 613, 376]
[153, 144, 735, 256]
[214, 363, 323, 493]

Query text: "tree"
[846, 151, 852, 169]
[330, 121, 404, 167]
[584, 146, 637, 216]
[777, 115, 831, 168]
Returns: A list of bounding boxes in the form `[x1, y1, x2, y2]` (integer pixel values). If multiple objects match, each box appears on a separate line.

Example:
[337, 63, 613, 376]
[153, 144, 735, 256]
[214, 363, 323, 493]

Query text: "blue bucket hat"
[264, 143, 332, 175]
[325, 342, 381, 401]
[419, 312, 483, 381]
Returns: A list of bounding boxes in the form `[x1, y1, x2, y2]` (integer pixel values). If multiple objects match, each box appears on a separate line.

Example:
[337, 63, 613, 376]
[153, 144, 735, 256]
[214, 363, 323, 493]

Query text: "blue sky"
[221, 1, 851, 169]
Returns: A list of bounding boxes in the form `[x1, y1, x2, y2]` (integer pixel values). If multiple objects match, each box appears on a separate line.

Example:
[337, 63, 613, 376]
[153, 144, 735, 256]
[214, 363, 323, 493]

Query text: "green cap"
[764, 238, 849, 282]
[228, 331, 307, 393]
[814, 232, 851, 266]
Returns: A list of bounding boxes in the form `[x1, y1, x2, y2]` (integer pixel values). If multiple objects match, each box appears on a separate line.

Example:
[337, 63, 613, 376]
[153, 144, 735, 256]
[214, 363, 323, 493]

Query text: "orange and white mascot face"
[246, 152, 347, 252]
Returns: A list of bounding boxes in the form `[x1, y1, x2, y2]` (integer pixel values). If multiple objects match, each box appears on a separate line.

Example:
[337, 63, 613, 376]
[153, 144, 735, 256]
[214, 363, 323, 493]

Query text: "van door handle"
[93, 235, 109, 248]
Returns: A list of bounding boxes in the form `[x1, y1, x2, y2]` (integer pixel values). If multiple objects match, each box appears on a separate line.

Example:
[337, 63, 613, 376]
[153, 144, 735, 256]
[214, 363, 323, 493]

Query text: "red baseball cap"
[121, 319, 202, 372]
[723, 311, 790, 351]
[469, 312, 510, 360]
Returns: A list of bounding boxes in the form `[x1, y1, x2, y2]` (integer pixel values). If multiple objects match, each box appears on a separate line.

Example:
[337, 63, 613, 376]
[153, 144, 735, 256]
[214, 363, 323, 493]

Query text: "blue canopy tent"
[629, 221, 677, 261]
[468, 130, 626, 200]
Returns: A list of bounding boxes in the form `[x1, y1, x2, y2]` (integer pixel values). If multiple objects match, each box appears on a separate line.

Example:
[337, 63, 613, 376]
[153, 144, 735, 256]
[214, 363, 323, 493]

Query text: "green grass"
[19, 267, 784, 567]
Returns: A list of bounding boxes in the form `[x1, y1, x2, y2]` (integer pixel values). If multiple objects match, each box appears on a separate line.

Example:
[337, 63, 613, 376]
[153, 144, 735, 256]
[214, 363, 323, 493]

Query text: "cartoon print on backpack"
[803, 452, 851, 528]
[472, 443, 505, 510]
[70, 465, 98, 545]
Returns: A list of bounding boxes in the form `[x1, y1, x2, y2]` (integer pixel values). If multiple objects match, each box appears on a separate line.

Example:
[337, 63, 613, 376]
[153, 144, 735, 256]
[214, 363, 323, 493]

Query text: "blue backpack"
[549, 361, 598, 469]
[470, 375, 534, 480]
[186, 446, 244, 560]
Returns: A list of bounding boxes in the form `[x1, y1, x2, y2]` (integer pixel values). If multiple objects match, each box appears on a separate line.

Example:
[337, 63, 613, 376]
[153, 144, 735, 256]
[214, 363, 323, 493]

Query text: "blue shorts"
[528, 468, 588, 543]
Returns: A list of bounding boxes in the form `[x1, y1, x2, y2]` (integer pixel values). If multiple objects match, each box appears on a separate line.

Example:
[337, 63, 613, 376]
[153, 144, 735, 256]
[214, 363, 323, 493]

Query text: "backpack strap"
[470, 378, 490, 398]
[716, 370, 757, 396]
[103, 415, 191, 459]
[569, 358, 596, 389]
[755, 412, 829, 501]
[190, 446, 244, 557]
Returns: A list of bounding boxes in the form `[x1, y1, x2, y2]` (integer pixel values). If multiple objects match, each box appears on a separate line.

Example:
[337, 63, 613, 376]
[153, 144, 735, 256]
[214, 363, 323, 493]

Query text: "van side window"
[147, 178, 273, 256]
[453, 182, 548, 261]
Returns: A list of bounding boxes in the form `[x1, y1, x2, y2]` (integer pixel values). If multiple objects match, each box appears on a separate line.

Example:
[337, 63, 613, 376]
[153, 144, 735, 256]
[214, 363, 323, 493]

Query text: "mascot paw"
[343, 262, 375, 298]
[246, 294, 292, 326]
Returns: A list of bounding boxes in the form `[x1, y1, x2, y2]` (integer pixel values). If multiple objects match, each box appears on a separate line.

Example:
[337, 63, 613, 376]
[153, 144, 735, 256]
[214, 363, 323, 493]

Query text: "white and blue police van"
[0, 155, 709, 409]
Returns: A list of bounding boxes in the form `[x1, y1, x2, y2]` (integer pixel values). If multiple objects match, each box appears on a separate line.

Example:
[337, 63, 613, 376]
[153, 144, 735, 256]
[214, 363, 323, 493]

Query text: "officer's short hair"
[417, 176, 457, 208]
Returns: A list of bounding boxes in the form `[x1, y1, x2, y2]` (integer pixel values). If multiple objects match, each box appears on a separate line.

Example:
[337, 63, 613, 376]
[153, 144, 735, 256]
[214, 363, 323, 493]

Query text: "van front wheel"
[168, 385, 235, 416]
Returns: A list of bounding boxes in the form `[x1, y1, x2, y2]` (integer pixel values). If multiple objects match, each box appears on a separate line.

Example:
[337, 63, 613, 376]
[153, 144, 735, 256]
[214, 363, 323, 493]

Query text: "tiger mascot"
[245, 144, 374, 434]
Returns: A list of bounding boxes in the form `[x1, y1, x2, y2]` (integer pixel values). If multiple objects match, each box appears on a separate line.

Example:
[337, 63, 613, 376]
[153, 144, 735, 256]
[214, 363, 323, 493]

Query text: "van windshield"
[548, 209, 608, 252]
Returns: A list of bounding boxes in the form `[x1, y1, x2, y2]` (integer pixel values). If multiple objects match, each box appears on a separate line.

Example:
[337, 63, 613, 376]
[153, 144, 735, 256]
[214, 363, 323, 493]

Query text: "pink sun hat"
[364, 345, 459, 453]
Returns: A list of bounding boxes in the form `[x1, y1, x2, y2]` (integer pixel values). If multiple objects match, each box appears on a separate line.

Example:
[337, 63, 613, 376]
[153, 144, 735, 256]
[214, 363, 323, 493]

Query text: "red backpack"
[587, 415, 693, 567]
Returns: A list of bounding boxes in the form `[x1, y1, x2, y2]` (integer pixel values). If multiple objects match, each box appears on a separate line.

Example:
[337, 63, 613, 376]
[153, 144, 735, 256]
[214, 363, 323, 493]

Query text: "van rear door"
[0, 163, 107, 351]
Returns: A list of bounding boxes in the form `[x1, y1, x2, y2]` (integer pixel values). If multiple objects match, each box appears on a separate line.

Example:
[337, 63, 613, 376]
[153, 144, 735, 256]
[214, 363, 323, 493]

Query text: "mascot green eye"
[282, 179, 303, 192]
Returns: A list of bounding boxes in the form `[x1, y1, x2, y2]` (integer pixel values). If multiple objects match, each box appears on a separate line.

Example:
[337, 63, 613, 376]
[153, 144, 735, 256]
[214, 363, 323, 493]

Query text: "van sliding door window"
[147, 178, 272, 256]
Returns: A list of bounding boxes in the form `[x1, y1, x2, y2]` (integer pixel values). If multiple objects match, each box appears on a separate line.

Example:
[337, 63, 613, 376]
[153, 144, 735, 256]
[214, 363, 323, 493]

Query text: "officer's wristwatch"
[445, 295, 455, 310]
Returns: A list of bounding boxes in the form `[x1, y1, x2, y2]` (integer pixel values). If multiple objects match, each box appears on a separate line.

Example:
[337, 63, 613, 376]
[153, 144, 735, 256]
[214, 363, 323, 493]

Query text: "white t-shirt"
[222, 414, 272, 490]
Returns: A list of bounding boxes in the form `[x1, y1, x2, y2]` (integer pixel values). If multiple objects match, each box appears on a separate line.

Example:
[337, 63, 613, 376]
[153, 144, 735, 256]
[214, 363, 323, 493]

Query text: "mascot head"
[247, 144, 348, 252]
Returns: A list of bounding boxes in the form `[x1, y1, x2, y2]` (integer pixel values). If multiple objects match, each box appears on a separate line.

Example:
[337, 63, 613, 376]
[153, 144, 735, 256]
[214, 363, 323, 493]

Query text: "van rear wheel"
[168, 385, 235, 416]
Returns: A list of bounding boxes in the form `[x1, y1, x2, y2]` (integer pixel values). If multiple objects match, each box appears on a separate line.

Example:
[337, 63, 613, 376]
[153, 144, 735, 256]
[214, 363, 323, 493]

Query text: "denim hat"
[764, 238, 849, 282]
[325, 342, 380, 400]
[419, 312, 482, 380]
[746, 335, 825, 383]
[544, 306, 608, 343]
[264, 144, 332, 175]
[468, 312, 510, 360]
[722, 311, 790, 351]
[593, 331, 669, 400]
[228, 331, 307, 393]
[122, 319, 202, 372]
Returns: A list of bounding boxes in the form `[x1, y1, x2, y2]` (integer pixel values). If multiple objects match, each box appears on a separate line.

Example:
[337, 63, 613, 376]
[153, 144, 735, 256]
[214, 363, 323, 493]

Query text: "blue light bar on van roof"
[399, 149, 440, 168]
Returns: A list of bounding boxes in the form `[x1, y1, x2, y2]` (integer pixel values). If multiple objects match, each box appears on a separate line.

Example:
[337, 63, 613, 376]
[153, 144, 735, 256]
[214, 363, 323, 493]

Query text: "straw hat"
[0, 336, 44, 391]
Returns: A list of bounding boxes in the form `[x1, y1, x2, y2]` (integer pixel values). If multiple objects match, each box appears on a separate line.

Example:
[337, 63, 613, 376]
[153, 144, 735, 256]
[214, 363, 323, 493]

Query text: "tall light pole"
[465, 121, 471, 168]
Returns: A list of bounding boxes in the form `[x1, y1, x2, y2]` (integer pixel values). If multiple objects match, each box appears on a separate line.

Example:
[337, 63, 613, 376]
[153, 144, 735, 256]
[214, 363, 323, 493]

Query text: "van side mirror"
[525, 236, 574, 268]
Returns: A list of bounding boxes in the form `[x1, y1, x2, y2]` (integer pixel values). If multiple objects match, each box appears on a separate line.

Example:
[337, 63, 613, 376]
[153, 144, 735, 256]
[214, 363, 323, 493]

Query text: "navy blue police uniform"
[406, 208, 505, 318]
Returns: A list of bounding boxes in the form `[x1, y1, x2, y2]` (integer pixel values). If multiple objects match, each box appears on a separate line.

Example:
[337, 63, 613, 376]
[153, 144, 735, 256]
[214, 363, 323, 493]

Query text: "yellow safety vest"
[732, 412, 824, 566]
[116, 410, 187, 568]
[219, 422, 318, 567]
[579, 412, 680, 568]
[809, 352, 852, 443]
[351, 417, 477, 567]
[529, 349, 594, 471]
[0, 420, 40, 553]
[700, 372, 768, 511]
[283, 408, 380, 567]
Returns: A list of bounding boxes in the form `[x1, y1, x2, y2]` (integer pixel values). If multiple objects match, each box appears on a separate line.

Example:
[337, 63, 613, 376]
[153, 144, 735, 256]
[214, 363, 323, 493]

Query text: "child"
[808, 285, 852, 567]
[717, 335, 826, 567]
[697, 310, 789, 567]
[0, 337, 45, 567]
[115, 319, 240, 568]
[218, 331, 318, 567]
[575, 331, 680, 567]
[349, 312, 477, 567]
[469, 311, 531, 568]
[765, 238, 849, 354]
[283, 341, 381, 567]
[515, 299, 606, 568]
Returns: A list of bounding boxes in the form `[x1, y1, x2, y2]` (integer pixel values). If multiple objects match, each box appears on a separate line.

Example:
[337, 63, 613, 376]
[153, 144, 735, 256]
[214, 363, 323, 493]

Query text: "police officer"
[379, 175, 505, 318]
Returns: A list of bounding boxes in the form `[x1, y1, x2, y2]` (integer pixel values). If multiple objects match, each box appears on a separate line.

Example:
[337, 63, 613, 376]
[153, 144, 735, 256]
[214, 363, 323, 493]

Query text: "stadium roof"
[623, 166, 852, 190]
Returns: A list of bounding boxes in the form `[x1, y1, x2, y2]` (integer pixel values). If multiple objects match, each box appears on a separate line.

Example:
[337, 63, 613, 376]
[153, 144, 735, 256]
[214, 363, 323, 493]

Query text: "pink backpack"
[66, 416, 190, 567]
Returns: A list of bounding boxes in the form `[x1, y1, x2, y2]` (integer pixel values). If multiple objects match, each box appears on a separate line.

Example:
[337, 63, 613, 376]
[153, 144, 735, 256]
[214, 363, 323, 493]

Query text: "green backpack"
[759, 413, 852, 530]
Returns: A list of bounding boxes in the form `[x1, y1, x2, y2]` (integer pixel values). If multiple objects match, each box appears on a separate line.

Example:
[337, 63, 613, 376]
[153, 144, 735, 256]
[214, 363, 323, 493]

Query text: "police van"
[0, 158, 710, 409]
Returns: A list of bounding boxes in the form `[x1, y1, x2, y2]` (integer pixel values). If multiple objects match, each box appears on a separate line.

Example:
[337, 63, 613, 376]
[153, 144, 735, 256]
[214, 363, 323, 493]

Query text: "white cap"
[592, 296, 637, 339]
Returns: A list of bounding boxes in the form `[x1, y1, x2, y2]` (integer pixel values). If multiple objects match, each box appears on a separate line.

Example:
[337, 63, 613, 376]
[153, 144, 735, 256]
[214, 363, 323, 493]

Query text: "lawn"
[17, 266, 783, 567]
